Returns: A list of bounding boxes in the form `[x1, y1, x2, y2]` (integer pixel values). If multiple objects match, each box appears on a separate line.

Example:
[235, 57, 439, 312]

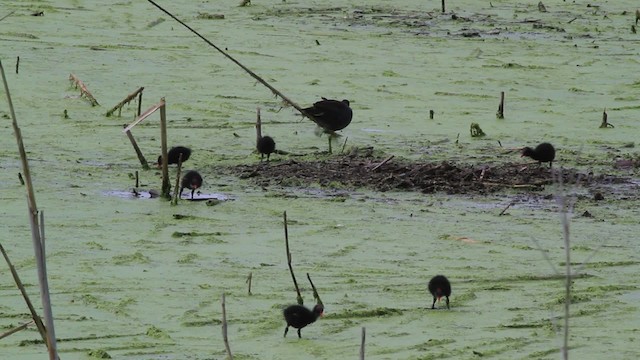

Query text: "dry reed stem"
[68, 73, 99, 106]
[359, 327, 366, 360]
[2, 61, 59, 360]
[306, 273, 323, 306]
[0, 320, 34, 340]
[106, 87, 144, 117]
[0, 243, 49, 344]
[246, 272, 253, 295]
[284, 211, 304, 305]
[146, 0, 322, 125]
[371, 155, 395, 171]
[221, 293, 233, 359]
[171, 153, 184, 205]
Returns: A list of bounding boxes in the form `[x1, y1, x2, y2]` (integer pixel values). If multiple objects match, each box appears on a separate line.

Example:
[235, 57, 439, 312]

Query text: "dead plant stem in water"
[1, 60, 59, 360]
[221, 293, 233, 359]
[284, 211, 304, 305]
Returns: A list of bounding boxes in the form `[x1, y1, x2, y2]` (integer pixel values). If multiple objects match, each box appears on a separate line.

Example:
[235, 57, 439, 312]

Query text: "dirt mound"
[224, 150, 625, 195]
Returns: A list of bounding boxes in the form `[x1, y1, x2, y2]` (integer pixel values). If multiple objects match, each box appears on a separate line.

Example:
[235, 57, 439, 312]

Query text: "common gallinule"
[257, 135, 276, 161]
[157, 146, 191, 166]
[283, 303, 324, 338]
[180, 170, 203, 199]
[428, 275, 451, 309]
[302, 98, 352, 153]
[521, 142, 555, 168]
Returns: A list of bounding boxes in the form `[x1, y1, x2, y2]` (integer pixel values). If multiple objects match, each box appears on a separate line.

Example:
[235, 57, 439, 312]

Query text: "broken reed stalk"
[599, 108, 614, 128]
[441, 0, 446, 13]
[1, 60, 59, 360]
[221, 293, 233, 360]
[359, 327, 366, 360]
[498, 201, 514, 216]
[105, 86, 145, 117]
[340, 136, 348, 154]
[0, 10, 16, 22]
[284, 211, 304, 305]
[0, 243, 49, 345]
[246, 272, 252, 295]
[171, 153, 184, 205]
[371, 155, 394, 171]
[429, 109, 434, 119]
[256, 106, 262, 146]
[15, 56, 19, 74]
[135, 170, 139, 188]
[146, 0, 320, 124]
[124, 128, 150, 170]
[306, 273, 323, 306]
[0, 320, 34, 340]
[68, 73, 99, 106]
[159, 98, 171, 198]
[137, 91, 143, 116]
[496, 91, 505, 119]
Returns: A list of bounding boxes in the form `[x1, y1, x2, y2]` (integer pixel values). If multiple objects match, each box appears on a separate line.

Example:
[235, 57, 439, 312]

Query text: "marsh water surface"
[1, 1, 639, 359]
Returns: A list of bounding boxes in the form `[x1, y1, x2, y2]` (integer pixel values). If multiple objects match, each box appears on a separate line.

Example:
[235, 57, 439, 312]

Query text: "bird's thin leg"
[431, 297, 436, 309]
[191, 189, 195, 199]
[446, 296, 450, 309]
[284, 326, 289, 337]
[179, 188, 184, 198]
[297, 329, 302, 338]
[328, 135, 332, 154]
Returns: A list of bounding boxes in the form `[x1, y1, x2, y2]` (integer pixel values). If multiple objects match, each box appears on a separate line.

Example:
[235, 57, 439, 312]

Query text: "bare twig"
[106, 87, 144, 117]
[221, 293, 233, 360]
[0, 10, 16, 22]
[306, 273, 323, 306]
[146, 0, 322, 124]
[360, 327, 366, 360]
[498, 202, 514, 216]
[371, 155, 394, 171]
[0, 320, 34, 340]
[340, 136, 349, 154]
[68, 73, 99, 106]
[246, 272, 252, 295]
[171, 153, 184, 205]
[0, 244, 49, 344]
[1, 60, 59, 360]
[284, 211, 303, 305]
[124, 127, 150, 170]
[496, 91, 505, 119]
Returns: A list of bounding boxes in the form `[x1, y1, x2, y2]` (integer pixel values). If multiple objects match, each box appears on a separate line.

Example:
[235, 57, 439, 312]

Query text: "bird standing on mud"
[180, 170, 203, 199]
[428, 275, 451, 309]
[521, 142, 555, 168]
[283, 303, 324, 338]
[257, 135, 276, 161]
[302, 98, 353, 153]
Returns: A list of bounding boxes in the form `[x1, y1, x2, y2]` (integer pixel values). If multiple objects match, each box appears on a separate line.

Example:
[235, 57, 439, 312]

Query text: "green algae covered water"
[1, 1, 639, 359]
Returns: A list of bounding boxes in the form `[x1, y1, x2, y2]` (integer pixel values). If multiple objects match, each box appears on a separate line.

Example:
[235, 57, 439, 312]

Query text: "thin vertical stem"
[221, 293, 233, 359]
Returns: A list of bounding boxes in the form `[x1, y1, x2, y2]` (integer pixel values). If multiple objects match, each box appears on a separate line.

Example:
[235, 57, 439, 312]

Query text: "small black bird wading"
[428, 275, 451, 309]
[257, 135, 276, 161]
[521, 142, 555, 168]
[157, 146, 191, 166]
[180, 170, 202, 199]
[283, 304, 324, 338]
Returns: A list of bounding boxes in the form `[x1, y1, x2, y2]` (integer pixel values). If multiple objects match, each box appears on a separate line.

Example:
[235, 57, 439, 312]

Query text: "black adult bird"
[257, 135, 276, 161]
[157, 146, 191, 167]
[283, 304, 324, 338]
[428, 275, 451, 309]
[302, 98, 353, 153]
[521, 142, 555, 168]
[180, 170, 203, 199]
